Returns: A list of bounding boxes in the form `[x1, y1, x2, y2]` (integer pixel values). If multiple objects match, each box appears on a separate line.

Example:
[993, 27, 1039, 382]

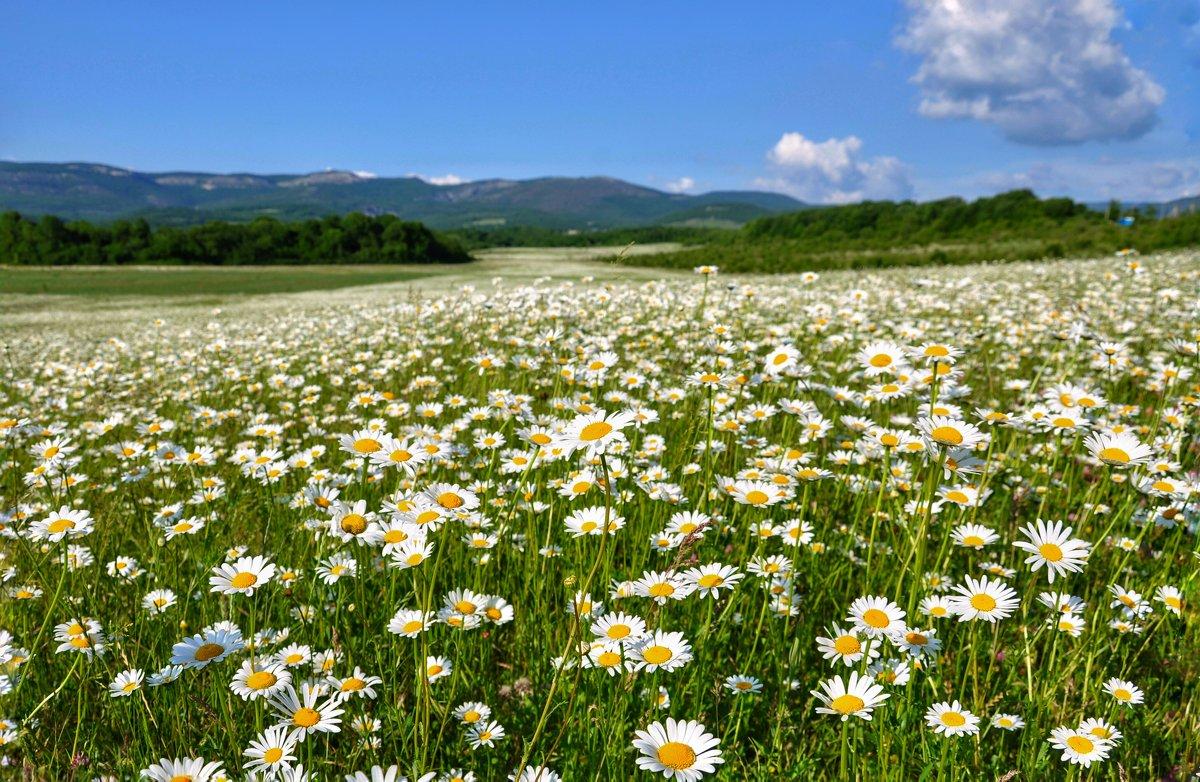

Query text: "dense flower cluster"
[0, 253, 1196, 779]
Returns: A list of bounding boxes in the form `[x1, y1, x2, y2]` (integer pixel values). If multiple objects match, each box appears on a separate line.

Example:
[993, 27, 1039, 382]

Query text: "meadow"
[0, 250, 1197, 781]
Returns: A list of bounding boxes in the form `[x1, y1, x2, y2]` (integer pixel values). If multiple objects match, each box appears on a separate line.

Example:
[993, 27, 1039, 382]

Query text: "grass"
[0, 244, 685, 302]
[0, 251, 1197, 780]
[0, 265, 440, 298]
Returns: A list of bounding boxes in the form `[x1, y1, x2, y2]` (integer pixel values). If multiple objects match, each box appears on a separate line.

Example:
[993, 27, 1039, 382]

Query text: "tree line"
[621, 190, 1200, 273]
[0, 212, 472, 265]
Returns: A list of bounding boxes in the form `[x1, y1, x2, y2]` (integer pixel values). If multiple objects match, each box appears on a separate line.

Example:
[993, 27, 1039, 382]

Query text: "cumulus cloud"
[411, 173, 466, 186]
[972, 158, 1200, 203]
[898, 0, 1165, 145]
[755, 133, 913, 203]
[663, 176, 696, 194]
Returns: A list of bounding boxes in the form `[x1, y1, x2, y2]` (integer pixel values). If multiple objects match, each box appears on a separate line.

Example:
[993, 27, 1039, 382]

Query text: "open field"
[0, 251, 1198, 780]
[0, 244, 683, 299]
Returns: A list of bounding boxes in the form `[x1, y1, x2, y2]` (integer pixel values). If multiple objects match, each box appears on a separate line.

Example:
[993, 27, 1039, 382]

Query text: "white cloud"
[410, 172, 466, 186]
[898, 0, 1165, 145]
[755, 133, 913, 203]
[970, 157, 1200, 203]
[352, 170, 378, 180]
[663, 176, 696, 194]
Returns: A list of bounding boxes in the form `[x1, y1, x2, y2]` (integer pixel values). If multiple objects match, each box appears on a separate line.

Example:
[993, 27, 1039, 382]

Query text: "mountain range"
[0, 162, 805, 229]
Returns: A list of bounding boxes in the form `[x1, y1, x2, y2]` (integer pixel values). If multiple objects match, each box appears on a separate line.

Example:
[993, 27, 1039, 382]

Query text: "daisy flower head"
[1103, 677, 1144, 707]
[890, 619, 935, 650]
[630, 630, 693, 673]
[682, 563, 742, 599]
[139, 757, 226, 782]
[242, 724, 299, 776]
[763, 344, 799, 376]
[632, 717, 724, 781]
[925, 701, 980, 736]
[230, 658, 291, 701]
[591, 611, 648, 644]
[210, 555, 276, 596]
[31, 506, 93, 543]
[724, 675, 762, 695]
[949, 576, 1019, 623]
[916, 415, 985, 451]
[811, 670, 890, 721]
[991, 713, 1024, 731]
[171, 626, 244, 669]
[728, 479, 786, 508]
[952, 523, 998, 550]
[816, 625, 879, 668]
[847, 595, 906, 638]
[453, 701, 492, 725]
[1078, 717, 1122, 745]
[467, 719, 506, 749]
[108, 668, 144, 698]
[268, 682, 344, 738]
[858, 341, 908, 376]
[511, 767, 560, 782]
[1084, 430, 1152, 468]
[1048, 726, 1112, 767]
[556, 409, 635, 456]
[426, 655, 453, 683]
[1012, 519, 1090, 583]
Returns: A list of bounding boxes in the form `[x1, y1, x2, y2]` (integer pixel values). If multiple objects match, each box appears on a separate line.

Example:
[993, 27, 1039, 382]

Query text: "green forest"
[619, 190, 1200, 273]
[0, 211, 472, 265]
[3, 190, 1200, 270]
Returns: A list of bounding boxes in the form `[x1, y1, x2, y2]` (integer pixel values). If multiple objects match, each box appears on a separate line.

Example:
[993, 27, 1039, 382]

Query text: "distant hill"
[0, 162, 805, 229]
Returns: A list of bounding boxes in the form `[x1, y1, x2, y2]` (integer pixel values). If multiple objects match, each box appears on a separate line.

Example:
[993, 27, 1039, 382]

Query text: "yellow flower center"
[579, 421, 613, 441]
[194, 642, 225, 661]
[353, 438, 381, 454]
[246, 671, 278, 690]
[1039, 543, 1064, 562]
[47, 518, 75, 534]
[830, 694, 865, 715]
[340, 514, 367, 534]
[930, 426, 963, 445]
[656, 741, 697, 770]
[862, 608, 890, 628]
[231, 572, 258, 589]
[1098, 447, 1129, 464]
[263, 748, 284, 764]
[437, 492, 464, 509]
[642, 645, 673, 665]
[744, 490, 770, 505]
[941, 711, 966, 727]
[833, 635, 861, 655]
[293, 707, 321, 728]
[970, 594, 997, 612]
[1066, 735, 1094, 754]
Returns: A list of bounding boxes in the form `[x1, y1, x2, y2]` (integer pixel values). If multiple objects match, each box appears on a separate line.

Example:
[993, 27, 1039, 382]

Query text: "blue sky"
[3, 1, 1199, 202]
